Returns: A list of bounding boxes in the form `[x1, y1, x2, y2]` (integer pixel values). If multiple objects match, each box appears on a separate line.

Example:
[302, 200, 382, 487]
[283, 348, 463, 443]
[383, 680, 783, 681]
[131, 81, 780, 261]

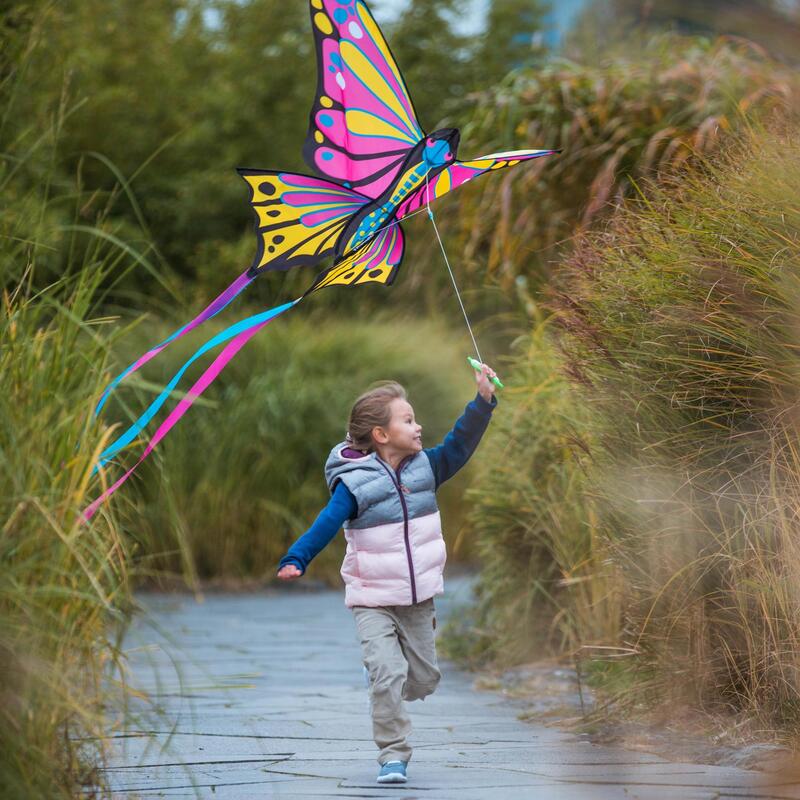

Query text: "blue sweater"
[277, 391, 497, 575]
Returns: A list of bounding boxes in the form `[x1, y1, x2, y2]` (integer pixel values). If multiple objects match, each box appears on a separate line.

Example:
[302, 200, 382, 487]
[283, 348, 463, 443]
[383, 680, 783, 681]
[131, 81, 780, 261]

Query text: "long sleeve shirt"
[277, 391, 497, 575]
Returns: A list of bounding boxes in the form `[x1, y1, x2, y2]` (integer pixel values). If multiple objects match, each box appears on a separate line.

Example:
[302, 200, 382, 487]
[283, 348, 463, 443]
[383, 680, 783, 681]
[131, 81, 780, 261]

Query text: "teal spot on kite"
[334, 8, 347, 23]
[328, 66, 336, 74]
[320, 114, 333, 127]
[336, 0, 352, 4]
[322, 152, 334, 161]
[331, 53, 342, 68]
[343, 181, 351, 187]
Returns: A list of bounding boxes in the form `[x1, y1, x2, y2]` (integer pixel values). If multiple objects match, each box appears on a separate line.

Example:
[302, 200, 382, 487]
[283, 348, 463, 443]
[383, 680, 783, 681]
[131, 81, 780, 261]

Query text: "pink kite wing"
[304, 221, 405, 295]
[396, 149, 559, 219]
[303, 0, 425, 199]
[237, 169, 370, 274]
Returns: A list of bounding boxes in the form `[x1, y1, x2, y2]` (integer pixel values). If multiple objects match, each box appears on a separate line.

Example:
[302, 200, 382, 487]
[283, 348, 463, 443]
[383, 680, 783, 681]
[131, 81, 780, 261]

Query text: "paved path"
[103, 572, 800, 799]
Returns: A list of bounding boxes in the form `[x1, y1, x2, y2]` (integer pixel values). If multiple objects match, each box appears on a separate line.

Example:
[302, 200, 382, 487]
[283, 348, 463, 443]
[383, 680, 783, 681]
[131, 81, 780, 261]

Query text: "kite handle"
[467, 356, 504, 390]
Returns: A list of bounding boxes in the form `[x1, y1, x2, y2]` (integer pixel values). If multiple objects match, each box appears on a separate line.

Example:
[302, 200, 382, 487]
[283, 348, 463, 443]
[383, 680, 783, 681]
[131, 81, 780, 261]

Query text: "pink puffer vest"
[324, 443, 447, 608]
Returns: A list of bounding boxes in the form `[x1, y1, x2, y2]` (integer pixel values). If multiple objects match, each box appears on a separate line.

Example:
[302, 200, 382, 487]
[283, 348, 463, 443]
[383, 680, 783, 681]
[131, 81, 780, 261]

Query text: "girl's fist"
[277, 563, 303, 580]
[474, 362, 497, 402]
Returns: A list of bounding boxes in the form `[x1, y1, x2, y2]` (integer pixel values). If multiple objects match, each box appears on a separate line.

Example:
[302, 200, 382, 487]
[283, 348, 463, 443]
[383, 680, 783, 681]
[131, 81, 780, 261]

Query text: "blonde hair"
[346, 381, 407, 453]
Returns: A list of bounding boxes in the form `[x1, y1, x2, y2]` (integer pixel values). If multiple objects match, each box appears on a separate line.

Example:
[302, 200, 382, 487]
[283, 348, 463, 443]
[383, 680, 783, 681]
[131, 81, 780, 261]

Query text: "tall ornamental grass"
[100, 311, 478, 583]
[0, 169, 145, 797]
[452, 127, 800, 736]
[1, 265, 133, 800]
[410, 35, 799, 315]
[438, 316, 618, 669]
[0, 11, 153, 793]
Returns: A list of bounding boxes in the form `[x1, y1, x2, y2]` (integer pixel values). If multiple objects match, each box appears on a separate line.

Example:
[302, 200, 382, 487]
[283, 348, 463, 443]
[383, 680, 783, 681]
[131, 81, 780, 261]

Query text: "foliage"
[453, 126, 800, 734]
[0, 109, 138, 800]
[0, 14, 174, 793]
[0, 267, 133, 800]
[440, 316, 619, 668]
[567, 0, 800, 64]
[477, 0, 548, 85]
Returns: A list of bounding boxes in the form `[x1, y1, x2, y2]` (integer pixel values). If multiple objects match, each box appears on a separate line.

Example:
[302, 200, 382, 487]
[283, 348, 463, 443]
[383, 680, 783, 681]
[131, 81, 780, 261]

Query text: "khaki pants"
[352, 597, 441, 765]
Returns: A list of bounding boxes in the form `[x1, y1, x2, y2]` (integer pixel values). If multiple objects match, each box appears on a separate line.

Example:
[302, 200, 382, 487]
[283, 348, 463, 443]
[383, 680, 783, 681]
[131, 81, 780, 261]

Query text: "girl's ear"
[371, 426, 389, 445]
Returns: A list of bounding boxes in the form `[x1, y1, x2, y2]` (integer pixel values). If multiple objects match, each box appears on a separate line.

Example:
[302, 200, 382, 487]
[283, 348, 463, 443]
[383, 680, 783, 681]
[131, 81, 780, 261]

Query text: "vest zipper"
[377, 456, 417, 604]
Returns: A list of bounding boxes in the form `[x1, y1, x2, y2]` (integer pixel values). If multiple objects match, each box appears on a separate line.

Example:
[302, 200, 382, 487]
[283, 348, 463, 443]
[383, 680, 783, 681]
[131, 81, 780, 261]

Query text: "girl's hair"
[346, 381, 407, 452]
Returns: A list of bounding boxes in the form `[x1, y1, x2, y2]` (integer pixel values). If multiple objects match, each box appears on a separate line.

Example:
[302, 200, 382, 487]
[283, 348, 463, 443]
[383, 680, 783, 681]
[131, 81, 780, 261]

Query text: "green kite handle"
[467, 356, 504, 389]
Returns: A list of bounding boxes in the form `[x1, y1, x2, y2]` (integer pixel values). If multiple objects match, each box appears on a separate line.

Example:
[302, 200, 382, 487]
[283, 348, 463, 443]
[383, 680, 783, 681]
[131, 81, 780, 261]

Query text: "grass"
[0, 188, 144, 797]
[0, 14, 157, 792]
[417, 34, 800, 318]
[446, 123, 800, 739]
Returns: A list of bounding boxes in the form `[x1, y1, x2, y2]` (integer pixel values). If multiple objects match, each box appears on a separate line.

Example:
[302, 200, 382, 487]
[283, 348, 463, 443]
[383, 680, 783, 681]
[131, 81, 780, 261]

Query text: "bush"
[417, 35, 799, 316]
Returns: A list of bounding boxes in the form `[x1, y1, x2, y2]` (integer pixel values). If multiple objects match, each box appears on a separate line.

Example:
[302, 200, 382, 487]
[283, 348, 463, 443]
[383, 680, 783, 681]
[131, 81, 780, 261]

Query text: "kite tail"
[81, 297, 301, 523]
[94, 269, 256, 416]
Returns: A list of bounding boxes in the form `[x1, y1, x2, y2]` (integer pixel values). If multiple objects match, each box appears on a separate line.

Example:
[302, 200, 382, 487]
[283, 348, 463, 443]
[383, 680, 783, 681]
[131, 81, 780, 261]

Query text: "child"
[276, 363, 498, 785]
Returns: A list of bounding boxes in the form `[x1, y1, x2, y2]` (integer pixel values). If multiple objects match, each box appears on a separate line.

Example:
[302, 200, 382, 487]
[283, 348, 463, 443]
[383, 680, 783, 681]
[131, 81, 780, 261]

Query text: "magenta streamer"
[95, 270, 254, 416]
[82, 302, 294, 523]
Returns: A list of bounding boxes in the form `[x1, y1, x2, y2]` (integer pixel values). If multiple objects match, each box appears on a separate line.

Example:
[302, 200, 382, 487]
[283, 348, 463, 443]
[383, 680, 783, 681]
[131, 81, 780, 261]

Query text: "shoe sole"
[377, 774, 407, 784]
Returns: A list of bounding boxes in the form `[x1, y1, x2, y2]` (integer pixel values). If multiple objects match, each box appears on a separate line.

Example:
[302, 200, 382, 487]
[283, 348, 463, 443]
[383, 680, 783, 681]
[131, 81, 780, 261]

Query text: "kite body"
[83, 0, 558, 520]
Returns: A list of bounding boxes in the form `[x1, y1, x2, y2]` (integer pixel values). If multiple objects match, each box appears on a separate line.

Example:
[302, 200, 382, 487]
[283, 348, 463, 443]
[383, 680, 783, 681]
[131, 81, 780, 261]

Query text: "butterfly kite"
[83, 0, 557, 520]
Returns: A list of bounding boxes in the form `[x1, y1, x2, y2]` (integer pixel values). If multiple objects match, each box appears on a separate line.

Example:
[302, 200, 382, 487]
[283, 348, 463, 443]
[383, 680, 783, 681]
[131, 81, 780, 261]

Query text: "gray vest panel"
[324, 444, 438, 531]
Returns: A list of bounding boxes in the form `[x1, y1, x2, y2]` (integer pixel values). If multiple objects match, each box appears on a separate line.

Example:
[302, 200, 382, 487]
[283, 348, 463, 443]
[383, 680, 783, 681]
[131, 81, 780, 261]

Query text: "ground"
[97, 572, 800, 798]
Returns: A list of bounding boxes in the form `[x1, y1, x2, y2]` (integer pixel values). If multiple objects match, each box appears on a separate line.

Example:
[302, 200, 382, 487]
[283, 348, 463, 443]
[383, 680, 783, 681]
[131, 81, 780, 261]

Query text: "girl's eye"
[445, 152, 453, 161]
[426, 138, 434, 147]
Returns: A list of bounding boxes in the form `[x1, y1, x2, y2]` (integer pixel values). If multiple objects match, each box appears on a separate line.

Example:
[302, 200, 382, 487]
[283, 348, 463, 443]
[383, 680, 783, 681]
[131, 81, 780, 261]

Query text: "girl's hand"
[474, 362, 497, 402]
[277, 564, 303, 580]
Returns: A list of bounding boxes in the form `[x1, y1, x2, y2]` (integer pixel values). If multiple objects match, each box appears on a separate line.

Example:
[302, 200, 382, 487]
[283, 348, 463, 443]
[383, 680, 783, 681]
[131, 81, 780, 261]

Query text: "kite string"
[424, 173, 483, 365]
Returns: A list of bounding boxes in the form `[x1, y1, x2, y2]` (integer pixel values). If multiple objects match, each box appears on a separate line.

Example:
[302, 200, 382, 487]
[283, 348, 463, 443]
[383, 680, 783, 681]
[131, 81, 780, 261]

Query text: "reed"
[415, 34, 799, 317]
[0, 175, 148, 798]
[0, 12, 156, 792]
[453, 126, 800, 736]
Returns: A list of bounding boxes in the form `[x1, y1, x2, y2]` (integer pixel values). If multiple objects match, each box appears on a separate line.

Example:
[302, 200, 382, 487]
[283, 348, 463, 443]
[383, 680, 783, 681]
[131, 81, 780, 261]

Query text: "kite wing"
[304, 222, 405, 295]
[303, 0, 425, 199]
[396, 149, 558, 219]
[238, 169, 370, 275]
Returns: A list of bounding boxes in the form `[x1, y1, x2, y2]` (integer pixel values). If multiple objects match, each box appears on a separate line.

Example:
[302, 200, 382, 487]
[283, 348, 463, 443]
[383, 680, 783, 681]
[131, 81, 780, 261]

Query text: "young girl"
[276, 363, 498, 784]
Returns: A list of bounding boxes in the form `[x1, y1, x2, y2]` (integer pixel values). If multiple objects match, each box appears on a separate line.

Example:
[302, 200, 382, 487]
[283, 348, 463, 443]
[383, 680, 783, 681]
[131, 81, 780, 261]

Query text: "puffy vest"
[324, 443, 446, 608]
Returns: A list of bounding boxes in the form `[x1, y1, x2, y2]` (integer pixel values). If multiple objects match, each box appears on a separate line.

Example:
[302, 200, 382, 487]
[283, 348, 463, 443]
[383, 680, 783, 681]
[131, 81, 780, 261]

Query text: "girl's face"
[372, 398, 423, 456]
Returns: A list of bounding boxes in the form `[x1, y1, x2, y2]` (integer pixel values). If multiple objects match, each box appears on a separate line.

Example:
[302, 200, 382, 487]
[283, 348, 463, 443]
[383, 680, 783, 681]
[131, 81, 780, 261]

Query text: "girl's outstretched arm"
[424, 389, 498, 490]
[276, 480, 357, 578]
